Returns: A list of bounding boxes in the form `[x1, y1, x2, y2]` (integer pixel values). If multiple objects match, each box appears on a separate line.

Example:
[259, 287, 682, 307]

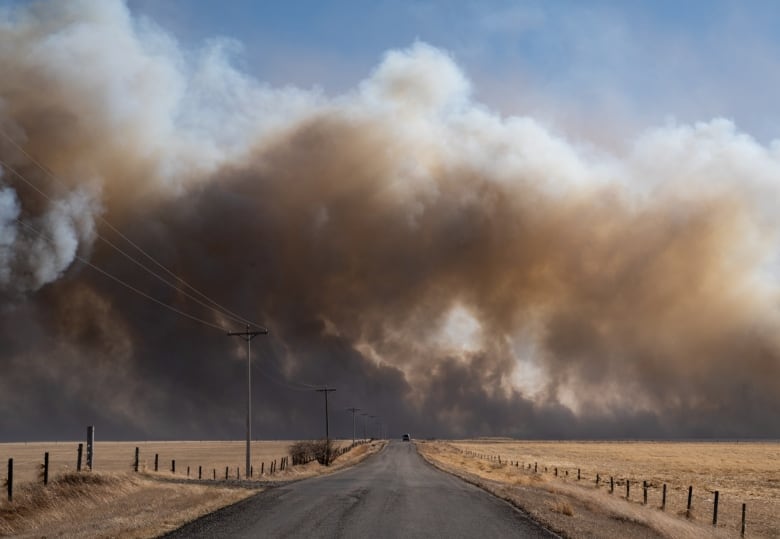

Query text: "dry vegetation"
[417, 440, 779, 539]
[0, 439, 384, 538]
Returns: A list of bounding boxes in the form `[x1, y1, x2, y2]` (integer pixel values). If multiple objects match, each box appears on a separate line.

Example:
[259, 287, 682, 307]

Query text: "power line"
[0, 155, 258, 329]
[13, 217, 226, 332]
[17, 214, 325, 394]
[0, 132, 263, 330]
[13, 210, 322, 393]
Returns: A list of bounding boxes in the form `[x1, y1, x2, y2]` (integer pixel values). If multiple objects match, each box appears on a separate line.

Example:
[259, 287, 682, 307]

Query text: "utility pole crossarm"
[227, 327, 268, 340]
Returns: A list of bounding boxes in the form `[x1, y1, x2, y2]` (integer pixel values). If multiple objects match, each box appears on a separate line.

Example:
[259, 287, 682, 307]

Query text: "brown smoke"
[1, 1, 779, 440]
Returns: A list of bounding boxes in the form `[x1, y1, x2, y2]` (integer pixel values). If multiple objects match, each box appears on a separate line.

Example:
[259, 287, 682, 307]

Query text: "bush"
[288, 439, 336, 466]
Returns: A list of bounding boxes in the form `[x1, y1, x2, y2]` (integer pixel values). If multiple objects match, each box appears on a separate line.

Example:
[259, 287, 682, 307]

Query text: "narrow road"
[165, 441, 556, 538]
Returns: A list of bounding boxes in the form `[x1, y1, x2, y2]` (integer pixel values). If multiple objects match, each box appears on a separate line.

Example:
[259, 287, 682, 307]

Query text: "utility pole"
[345, 407, 360, 444]
[227, 324, 268, 478]
[315, 386, 336, 465]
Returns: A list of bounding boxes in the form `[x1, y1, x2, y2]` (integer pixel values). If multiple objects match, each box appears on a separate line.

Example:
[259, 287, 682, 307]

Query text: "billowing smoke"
[1, 0, 779, 441]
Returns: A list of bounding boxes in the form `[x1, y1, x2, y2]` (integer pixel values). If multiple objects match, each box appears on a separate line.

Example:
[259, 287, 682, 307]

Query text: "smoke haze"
[1, 0, 779, 441]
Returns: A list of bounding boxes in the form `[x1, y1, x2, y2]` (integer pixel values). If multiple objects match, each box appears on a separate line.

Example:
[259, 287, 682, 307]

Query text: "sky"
[125, 0, 780, 142]
[1, 0, 780, 442]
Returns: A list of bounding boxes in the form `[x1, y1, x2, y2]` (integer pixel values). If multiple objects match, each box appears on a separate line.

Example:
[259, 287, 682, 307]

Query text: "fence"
[459, 448, 749, 536]
[2, 438, 367, 504]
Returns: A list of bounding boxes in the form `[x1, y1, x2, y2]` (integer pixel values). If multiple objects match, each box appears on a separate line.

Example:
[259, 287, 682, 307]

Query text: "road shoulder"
[415, 441, 723, 539]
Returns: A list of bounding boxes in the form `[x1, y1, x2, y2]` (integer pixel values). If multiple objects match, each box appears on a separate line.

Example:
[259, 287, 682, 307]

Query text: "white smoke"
[22, 189, 98, 291]
[0, 183, 20, 287]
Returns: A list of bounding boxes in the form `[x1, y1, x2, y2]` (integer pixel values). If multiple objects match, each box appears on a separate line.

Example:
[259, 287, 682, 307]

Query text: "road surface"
[165, 441, 556, 538]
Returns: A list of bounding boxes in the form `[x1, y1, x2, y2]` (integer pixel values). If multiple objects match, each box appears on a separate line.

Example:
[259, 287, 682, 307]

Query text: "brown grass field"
[418, 440, 779, 538]
[0, 440, 331, 484]
[0, 439, 382, 538]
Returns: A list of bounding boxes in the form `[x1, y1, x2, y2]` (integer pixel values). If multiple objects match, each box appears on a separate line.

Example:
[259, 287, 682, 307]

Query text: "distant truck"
[402, 433, 411, 441]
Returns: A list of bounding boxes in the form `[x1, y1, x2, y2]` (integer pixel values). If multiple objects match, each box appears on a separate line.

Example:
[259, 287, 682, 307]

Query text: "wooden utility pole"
[227, 325, 268, 478]
[315, 386, 336, 465]
[345, 407, 360, 444]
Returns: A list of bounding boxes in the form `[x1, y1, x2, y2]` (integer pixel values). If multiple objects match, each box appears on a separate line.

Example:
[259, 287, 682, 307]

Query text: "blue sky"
[120, 0, 780, 143]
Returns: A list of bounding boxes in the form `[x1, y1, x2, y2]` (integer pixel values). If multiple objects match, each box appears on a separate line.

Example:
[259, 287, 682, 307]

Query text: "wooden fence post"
[77, 443, 83, 472]
[187, 466, 190, 478]
[577, 468, 580, 481]
[261, 462, 264, 475]
[643, 481, 647, 505]
[662, 484, 667, 510]
[198, 465, 202, 480]
[596, 473, 600, 486]
[154, 454, 159, 472]
[626, 479, 630, 500]
[686, 486, 693, 518]
[134, 447, 139, 472]
[236, 466, 239, 480]
[86, 425, 94, 471]
[610, 476, 614, 494]
[534, 462, 537, 473]
[712, 491, 719, 527]
[212, 468, 216, 480]
[6, 458, 12, 502]
[43, 452, 49, 485]
[171, 459, 175, 474]
[741, 503, 746, 537]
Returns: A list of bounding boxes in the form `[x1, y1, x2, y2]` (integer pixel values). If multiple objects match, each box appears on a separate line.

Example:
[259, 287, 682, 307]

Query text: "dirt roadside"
[0, 440, 386, 538]
[416, 441, 733, 539]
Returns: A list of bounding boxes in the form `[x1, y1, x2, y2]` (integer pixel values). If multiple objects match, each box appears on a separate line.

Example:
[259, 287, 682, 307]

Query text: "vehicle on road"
[402, 433, 411, 441]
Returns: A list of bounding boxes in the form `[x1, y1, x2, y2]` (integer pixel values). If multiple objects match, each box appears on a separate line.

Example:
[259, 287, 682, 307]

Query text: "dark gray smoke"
[1, 0, 779, 441]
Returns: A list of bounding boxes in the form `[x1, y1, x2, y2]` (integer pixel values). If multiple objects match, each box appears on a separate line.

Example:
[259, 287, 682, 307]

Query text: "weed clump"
[288, 439, 336, 466]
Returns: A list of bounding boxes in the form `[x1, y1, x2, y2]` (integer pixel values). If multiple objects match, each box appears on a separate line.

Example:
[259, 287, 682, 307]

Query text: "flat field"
[444, 440, 779, 538]
[0, 440, 351, 484]
[0, 439, 379, 538]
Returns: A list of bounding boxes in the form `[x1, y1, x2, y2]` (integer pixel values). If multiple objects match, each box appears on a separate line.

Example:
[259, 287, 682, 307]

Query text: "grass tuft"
[550, 499, 574, 516]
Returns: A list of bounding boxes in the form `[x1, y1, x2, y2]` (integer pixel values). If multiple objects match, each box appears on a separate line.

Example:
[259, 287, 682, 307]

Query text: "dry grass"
[0, 440, 356, 483]
[0, 471, 255, 538]
[550, 499, 574, 516]
[0, 439, 384, 538]
[418, 440, 779, 538]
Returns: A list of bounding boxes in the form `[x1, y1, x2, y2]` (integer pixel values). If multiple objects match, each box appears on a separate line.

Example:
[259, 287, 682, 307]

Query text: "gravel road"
[164, 440, 556, 538]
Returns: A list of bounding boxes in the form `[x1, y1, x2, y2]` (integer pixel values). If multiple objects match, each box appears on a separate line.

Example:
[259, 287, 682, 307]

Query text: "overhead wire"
[0, 129, 264, 331]
[15, 212, 326, 391]
[1, 156, 257, 329]
[0, 130, 349, 393]
[14, 210, 335, 392]
[13, 217, 227, 332]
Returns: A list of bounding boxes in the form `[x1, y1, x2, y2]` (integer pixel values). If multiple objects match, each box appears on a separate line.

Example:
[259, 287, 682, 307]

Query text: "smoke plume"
[1, 0, 779, 440]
